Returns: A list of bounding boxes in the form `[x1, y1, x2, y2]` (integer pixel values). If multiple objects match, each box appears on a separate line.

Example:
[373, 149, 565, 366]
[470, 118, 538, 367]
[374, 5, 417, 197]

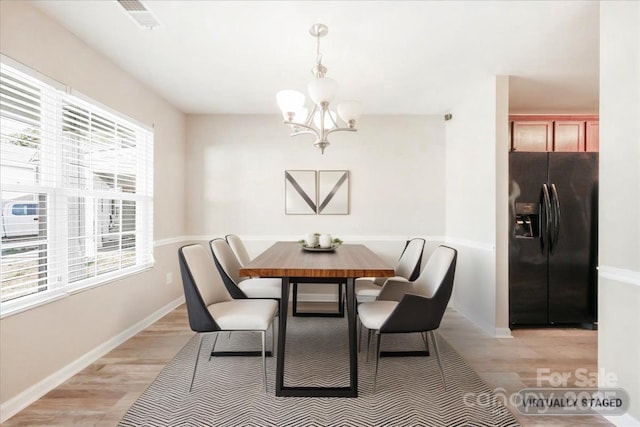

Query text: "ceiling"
[32, 0, 600, 115]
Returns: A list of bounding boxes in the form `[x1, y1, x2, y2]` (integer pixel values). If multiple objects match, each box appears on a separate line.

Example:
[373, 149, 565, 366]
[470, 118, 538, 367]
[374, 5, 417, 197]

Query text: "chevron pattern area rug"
[119, 316, 519, 426]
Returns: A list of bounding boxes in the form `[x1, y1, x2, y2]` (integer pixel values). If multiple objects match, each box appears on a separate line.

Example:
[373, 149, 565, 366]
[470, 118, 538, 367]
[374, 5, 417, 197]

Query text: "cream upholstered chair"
[178, 244, 278, 392]
[355, 237, 425, 303]
[209, 238, 281, 300]
[358, 245, 457, 392]
[225, 234, 252, 268]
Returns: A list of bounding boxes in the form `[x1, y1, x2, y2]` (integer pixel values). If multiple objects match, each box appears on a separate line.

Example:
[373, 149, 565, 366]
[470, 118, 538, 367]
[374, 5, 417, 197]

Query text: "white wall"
[598, 2, 640, 424]
[186, 114, 446, 238]
[444, 76, 510, 337]
[0, 1, 187, 419]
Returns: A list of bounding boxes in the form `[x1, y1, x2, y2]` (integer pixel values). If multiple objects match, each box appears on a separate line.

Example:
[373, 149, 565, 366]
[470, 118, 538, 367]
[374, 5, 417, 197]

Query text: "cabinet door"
[586, 120, 599, 152]
[511, 121, 553, 152]
[554, 121, 586, 152]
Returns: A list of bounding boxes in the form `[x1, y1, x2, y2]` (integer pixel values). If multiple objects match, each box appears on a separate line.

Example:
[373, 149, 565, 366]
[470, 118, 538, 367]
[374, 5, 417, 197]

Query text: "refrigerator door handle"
[541, 183, 552, 253]
[550, 183, 561, 253]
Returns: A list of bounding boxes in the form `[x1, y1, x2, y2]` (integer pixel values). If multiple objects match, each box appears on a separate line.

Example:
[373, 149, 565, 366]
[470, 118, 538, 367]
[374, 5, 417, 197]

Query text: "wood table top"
[239, 241, 395, 278]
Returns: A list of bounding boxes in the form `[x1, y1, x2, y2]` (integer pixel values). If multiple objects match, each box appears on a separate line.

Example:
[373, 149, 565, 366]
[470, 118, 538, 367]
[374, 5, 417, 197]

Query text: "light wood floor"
[2, 303, 608, 427]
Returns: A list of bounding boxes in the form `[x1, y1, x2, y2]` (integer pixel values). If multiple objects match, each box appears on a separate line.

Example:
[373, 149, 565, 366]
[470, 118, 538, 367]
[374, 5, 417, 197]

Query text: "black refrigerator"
[509, 152, 598, 327]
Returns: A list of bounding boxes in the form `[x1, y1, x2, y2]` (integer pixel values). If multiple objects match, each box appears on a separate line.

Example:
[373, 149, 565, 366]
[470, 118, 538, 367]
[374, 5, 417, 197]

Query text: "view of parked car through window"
[2, 201, 39, 238]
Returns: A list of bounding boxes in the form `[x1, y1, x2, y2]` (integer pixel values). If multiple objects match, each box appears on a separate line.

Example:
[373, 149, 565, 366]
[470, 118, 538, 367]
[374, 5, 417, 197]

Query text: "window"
[0, 57, 154, 315]
[12, 204, 37, 215]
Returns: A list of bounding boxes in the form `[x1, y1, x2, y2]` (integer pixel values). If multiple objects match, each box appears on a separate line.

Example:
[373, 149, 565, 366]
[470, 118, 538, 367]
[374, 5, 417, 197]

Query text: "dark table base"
[292, 278, 345, 318]
[276, 277, 358, 398]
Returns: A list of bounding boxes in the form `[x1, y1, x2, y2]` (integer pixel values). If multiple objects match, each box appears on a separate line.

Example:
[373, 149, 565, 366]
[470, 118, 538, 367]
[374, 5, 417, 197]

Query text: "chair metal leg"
[271, 319, 276, 354]
[421, 331, 430, 353]
[373, 332, 382, 393]
[208, 332, 220, 362]
[358, 319, 362, 352]
[429, 330, 446, 390]
[366, 328, 374, 362]
[189, 334, 204, 392]
[261, 330, 267, 392]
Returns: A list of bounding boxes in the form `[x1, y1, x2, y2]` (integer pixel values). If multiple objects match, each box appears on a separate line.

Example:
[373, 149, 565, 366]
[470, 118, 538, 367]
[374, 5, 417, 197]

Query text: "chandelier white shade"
[337, 101, 363, 124]
[276, 90, 305, 112]
[276, 23, 361, 154]
[307, 77, 338, 105]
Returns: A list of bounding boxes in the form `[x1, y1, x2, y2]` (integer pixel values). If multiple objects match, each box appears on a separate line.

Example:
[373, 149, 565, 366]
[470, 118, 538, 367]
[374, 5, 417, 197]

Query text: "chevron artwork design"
[119, 316, 519, 426]
[285, 170, 317, 215]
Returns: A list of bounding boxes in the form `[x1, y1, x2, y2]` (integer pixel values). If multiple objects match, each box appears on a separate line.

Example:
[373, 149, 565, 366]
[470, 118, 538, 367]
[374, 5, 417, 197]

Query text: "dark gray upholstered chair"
[358, 245, 457, 392]
[209, 238, 281, 300]
[355, 237, 426, 303]
[178, 244, 278, 392]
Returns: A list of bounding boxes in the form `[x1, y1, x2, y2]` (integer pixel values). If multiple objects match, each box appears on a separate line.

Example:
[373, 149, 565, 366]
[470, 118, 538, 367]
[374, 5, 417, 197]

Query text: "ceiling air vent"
[117, 0, 161, 29]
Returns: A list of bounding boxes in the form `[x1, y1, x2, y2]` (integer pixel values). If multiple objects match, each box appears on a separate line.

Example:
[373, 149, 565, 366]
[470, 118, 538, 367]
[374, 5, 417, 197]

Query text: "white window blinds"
[1, 59, 154, 313]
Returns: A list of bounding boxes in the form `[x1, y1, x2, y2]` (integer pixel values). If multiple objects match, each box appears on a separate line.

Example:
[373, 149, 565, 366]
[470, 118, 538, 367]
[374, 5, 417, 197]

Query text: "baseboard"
[294, 292, 338, 303]
[494, 327, 513, 338]
[0, 296, 185, 424]
[449, 302, 497, 338]
[604, 413, 640, 426]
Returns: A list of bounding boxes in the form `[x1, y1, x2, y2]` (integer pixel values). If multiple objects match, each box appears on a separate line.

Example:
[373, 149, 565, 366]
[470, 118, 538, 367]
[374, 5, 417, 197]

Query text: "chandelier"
[276, 23, 361, 154]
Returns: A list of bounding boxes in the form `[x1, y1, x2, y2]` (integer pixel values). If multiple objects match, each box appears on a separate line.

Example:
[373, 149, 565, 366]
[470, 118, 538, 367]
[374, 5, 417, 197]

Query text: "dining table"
[239, 241, 395, 397]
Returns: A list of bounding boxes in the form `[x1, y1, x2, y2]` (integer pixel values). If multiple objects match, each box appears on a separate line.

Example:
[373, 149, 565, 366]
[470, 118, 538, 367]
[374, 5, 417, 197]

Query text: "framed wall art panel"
[285, 170, 317, 215]
[317, 170, 349, 215]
